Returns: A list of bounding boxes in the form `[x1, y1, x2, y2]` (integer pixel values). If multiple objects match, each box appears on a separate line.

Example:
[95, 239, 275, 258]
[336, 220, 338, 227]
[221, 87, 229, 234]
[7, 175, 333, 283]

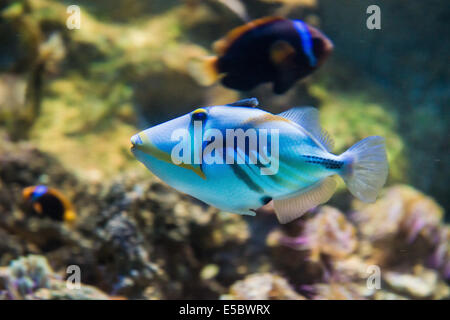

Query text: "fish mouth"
[129, 133, 206, 180]
[130, 134, 143, 152]
[130, 133, 163, 160]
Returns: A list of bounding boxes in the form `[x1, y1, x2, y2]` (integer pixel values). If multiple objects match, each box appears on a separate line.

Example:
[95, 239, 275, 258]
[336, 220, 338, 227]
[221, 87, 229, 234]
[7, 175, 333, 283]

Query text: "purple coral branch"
[281, 235, 309, 249]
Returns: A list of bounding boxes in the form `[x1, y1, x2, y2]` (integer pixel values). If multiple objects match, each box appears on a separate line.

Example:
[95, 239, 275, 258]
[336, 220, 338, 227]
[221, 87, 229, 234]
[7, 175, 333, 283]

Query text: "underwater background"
[0, 0, 448, 299]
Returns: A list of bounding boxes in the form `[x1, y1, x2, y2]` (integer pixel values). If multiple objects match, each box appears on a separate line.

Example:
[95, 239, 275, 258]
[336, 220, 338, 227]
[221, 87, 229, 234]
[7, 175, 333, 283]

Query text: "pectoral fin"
[270, 40, 296, 65]
[33, 202, 43, 214]
[270, 40, 299, 94]
[273, 177, 337, 224]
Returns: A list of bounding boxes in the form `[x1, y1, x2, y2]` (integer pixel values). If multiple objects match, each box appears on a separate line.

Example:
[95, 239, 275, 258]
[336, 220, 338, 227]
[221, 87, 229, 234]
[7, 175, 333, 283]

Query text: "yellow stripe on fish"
[243, 113, 293, 126]
[138, 138, 206, 180]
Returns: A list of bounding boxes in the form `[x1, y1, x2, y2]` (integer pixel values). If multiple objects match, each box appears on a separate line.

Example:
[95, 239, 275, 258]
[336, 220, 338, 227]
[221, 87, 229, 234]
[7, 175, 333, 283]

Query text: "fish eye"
[192, 108, 208, 121]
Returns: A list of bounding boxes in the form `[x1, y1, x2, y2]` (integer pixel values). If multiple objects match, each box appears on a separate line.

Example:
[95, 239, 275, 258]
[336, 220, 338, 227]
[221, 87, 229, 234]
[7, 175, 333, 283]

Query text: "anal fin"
[273, 177, 337, 224]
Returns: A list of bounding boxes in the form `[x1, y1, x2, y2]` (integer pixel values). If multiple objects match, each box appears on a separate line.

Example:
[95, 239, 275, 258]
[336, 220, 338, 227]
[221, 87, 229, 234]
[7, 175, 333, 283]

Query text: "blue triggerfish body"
[131, 98, 388, 224]
[189, 17, 334, 94]
[22, 185, 77, 223]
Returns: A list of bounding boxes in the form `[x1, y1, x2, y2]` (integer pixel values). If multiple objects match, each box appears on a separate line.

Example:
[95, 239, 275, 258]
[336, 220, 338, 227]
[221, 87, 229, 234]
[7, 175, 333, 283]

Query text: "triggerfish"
[131, 98, 388, 224]
[22, 185, 77, 223]
[189, 17, 333, 94]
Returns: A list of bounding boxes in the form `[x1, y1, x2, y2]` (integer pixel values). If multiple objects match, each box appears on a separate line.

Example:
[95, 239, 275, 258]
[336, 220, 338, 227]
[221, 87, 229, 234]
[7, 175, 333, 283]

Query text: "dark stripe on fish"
[230, 163, 264, 194]
[261, 196, 272, 205]
[254, 160, 288, 188]
[221, 132, 294, 192]
[302, 155, 343, 170]
[230, 135, 288, 190]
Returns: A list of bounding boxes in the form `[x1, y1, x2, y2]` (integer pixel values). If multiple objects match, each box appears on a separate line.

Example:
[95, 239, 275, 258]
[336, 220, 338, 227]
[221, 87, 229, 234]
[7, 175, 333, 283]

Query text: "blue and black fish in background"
[189, 17, 334, 94]
[22, 185, 76, 223]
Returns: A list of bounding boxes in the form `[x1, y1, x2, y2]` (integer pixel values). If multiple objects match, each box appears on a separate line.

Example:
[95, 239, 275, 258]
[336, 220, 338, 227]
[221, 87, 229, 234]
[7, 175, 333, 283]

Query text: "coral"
[93, 184, 162, 297]
[311, 282, 366, 300]
[352, 185, 443, 241]
[0, 141, 449, 300]
[427, 226, 450, 280]
[262, 186, 449, 300]
[2, 255, 51, 299]
[90, 177, 254, 299]
[33, 282, 109, 300]
[351, 185, 446, 269]
[223, 273, 305, 300]
[266, 206, 358, 285]
[289, 206, 357, 261]
[383, 265, 449, 300]
[0, 255, 109, 300]
[0, 227, 26, 266]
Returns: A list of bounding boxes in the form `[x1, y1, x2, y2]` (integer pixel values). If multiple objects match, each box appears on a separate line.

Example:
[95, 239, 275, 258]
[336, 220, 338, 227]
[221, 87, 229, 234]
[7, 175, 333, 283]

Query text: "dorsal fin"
[213, 16, 285, 55]
[278, 107, 334, 151]
[226, 98, 259, 108]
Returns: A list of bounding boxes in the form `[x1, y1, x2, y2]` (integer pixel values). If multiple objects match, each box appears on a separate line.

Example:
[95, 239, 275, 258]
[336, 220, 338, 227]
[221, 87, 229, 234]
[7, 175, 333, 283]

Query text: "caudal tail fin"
[338, 136, 388, 202]
[188, 56, 220, 86]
